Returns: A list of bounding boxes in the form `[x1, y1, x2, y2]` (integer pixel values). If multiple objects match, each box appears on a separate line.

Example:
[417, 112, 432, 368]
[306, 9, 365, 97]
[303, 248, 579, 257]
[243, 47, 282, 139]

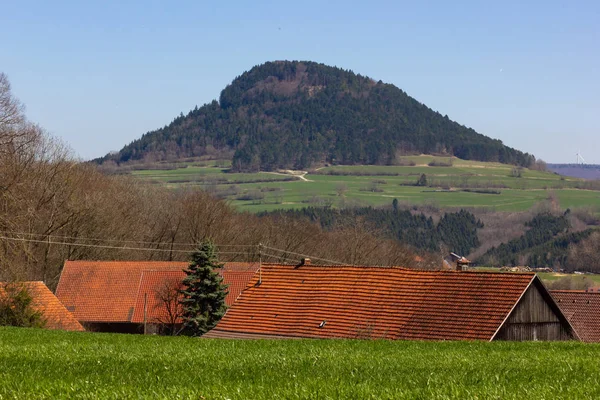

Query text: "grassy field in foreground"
[129, 156, 600, 213]
[2, 328, 600, 399]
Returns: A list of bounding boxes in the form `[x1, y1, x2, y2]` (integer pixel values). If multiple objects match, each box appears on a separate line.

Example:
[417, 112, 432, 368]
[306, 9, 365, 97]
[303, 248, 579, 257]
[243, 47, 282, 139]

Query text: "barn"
[55, 260, 259, 333]
[205, 262, 578, 341]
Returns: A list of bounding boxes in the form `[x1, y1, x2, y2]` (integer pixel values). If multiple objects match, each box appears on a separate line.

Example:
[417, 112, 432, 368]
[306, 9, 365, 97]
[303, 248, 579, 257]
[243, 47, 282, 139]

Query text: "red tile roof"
[130, 268, 256, 324]
[0, 282, 84, 331]
[551, 290, 600, 342]
[55, 261, 259, 323]
[206, 265, 538, 341]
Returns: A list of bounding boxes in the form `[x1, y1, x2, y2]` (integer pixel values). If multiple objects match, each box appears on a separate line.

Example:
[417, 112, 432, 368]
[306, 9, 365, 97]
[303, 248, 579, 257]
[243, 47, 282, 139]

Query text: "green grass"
[127, 156, 600, 213]
[1, 327, 600, 399]
[537, 272, 600, 284]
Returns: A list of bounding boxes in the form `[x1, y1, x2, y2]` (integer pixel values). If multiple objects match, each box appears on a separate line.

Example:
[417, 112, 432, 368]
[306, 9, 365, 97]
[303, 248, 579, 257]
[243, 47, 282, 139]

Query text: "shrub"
[0, 284, 45, 328]
[416, 174, 427, 187]
[510, 167, 523, 178]
[236, 190, 265, 201]
[428, 159, 453, 167]
[394, 159, 417, 166]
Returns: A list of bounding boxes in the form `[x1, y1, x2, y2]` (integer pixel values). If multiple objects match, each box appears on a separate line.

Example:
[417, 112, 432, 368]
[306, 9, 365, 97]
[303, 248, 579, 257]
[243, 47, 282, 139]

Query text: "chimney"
[456, 257, 470, 272]
[450, 252, 470, 272]
[298, 258, 311, 267]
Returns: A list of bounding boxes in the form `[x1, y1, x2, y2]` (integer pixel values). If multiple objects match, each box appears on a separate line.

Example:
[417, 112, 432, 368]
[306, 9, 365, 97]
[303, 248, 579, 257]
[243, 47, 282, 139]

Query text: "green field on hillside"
[1, 328, 600, 399]
[129, 156, 600, 213]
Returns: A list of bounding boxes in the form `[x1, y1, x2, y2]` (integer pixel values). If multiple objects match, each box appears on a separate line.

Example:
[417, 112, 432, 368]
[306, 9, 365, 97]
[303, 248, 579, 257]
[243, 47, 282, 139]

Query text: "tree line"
[260, 204, 484, 256]
[478, 210, 600, 271]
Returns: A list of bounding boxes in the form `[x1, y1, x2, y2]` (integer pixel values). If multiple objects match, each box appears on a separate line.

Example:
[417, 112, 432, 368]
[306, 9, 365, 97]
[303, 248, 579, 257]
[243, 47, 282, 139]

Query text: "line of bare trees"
[1, 73, 431, 290]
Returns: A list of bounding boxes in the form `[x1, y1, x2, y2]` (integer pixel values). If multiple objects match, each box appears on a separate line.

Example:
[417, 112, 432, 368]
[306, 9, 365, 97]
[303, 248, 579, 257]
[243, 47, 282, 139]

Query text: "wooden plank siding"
[494, 278, 575, 341]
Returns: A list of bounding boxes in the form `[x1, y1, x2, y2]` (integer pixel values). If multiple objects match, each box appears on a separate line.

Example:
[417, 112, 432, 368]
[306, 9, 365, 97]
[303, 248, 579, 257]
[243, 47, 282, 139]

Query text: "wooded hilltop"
[97, 61, 535, 171]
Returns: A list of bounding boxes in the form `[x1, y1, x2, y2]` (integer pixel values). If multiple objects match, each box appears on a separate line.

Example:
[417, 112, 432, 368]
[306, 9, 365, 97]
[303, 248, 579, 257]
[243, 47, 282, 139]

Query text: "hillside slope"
[99, 61, 534, 171]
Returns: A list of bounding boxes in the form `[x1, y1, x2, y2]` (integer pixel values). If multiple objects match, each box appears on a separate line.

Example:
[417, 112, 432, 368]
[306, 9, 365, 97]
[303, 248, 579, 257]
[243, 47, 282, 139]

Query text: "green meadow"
[129, 156, 600, 213]
[1, 327, 599, 399]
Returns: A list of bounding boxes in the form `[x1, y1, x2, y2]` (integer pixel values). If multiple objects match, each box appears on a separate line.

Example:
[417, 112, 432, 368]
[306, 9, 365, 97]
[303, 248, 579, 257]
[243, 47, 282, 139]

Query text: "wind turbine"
[576, 150, 585, 165]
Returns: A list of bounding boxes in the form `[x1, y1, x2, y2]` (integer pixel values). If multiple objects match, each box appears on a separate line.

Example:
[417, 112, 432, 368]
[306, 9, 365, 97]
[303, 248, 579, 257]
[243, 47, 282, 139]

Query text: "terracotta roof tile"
[209, 265, 536, 341]
[55, 261, 259, 323]
[0, 282, 84, 331]
[130, 268, 257, 324]
[551, 290, 600, 342]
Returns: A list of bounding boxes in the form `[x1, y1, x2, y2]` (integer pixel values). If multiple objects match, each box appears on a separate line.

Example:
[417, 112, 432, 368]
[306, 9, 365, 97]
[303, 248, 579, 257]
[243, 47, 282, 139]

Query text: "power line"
[261, 252, 301, 265]
[0, 231, 256, 248]
[0, 236, 253, 255]
[261, 245, 348, 266]
[0, 233, 348, 265]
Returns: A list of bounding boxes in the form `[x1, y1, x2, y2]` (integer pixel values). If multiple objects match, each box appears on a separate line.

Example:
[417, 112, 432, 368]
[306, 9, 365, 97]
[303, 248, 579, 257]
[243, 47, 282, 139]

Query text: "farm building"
[551, 290, 600, 342]
[0, 281, 84, 331]
[55, 260, 259, 334]
[205, 262, 577, 341]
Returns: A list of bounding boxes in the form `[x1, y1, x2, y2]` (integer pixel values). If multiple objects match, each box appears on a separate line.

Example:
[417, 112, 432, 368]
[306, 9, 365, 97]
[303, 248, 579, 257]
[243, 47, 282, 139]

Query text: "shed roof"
[0, 282, 84, 331]
[551, 290, 600, 342]
[55, 260, 259, 323]
[206, 265, 540, 341]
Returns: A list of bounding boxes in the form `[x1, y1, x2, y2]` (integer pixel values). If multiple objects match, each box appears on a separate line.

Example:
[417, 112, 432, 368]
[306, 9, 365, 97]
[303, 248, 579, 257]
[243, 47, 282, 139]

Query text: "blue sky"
[2, 0, 598, 163]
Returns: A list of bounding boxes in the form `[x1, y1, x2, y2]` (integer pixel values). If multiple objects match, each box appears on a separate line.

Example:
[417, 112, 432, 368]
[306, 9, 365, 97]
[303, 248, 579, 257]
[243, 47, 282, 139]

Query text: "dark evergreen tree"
[416, 174, 428, 187]
[179, 242, 228, 336]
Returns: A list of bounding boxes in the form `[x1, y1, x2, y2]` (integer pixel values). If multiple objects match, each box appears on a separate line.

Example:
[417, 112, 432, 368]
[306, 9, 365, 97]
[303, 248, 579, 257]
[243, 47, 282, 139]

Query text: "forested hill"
[98, 61, 535, 171]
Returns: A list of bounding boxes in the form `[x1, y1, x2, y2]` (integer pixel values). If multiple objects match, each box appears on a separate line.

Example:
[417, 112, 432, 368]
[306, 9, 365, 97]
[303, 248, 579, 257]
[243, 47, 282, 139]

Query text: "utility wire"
[0, 230, 256, 248]
[261, 245, 348, 265]
[0, 233, 348, 265]
[260, 252, 300, 265]
[0, 236, 253, 255]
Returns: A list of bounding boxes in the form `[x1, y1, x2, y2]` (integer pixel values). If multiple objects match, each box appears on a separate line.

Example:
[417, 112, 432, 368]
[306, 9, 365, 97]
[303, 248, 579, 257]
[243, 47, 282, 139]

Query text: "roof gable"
[56, 260, 259, 323]
[492, 277, 576, 341]
[209, 265, 537, 341]
[0, 282, 84, 331]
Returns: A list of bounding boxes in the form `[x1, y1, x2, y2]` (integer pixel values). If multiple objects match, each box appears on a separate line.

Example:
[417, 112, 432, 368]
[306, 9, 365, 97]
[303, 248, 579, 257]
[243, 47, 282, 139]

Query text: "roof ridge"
[551, 290, 595, 293]
[261, 264, 536, 275]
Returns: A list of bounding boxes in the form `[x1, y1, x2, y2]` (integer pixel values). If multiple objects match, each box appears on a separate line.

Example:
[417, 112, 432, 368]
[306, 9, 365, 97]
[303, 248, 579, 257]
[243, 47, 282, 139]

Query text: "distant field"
[537, 272, 600, 284]
[473, 269, 600, 286]
[128, 156, 600, 213]
[1, 327, 600, 399]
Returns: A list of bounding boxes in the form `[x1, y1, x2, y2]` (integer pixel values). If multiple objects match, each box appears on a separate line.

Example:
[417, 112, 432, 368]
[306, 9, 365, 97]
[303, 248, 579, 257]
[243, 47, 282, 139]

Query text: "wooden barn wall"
[495, 282, 573, 341]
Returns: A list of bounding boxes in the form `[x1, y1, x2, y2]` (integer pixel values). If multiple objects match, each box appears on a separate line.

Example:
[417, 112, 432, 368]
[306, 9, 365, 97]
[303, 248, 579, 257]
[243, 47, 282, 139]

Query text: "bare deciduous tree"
[152, 277, 184, 335]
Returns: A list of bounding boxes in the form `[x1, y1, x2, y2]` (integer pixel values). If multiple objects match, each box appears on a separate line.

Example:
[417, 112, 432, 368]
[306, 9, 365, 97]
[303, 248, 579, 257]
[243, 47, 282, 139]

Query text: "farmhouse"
[551, 290, 600, 342]
[205, 262, 577, 341]
[0, 281, 84, 331]
[55, 260, 259, 333]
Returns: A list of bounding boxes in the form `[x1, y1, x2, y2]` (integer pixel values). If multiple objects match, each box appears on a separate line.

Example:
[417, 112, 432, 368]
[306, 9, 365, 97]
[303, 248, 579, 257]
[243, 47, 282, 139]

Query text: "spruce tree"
[179, 242, 228, 336]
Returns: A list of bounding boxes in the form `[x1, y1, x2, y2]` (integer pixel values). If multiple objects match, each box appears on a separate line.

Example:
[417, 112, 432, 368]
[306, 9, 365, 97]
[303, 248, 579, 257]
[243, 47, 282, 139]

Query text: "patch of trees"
[98, 61, 535, 171]
[567, 231, 600, 273]
[260, 205, 484, 256]
[476, 211, 600, 270]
